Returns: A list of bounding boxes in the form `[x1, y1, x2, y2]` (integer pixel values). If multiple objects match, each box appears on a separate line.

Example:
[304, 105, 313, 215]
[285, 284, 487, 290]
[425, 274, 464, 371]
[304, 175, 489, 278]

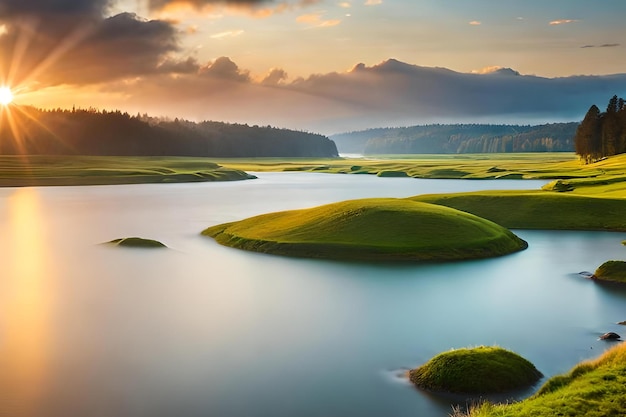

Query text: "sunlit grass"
[0, 155, 255, 186]
[462, 343, 626, 417]
[412, 191, 626, 231]
[203, 198, 528, 261]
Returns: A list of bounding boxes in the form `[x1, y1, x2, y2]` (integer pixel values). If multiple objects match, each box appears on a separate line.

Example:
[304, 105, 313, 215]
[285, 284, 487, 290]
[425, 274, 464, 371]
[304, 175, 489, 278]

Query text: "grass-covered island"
[105, 237, 167, 248]
[202, 198, 528, 261]
[462, 343, 626, 417]
[593, 260, 626, 283]
[409, 346, 543, 394]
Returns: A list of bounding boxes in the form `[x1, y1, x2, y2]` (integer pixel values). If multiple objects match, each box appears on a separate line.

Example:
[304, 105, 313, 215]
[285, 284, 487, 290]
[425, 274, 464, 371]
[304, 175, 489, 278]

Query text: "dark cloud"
[581, 43, 620, 48]
[199, 57, 250, 82]
[0, 0, 180, 86]
[0, 0, 109, 17]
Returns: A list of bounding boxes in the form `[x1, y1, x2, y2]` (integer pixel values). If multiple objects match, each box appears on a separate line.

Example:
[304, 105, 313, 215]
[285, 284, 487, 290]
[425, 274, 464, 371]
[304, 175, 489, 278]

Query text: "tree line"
[331, 123, 577, 155]
[0, 106, 338, 158]
[574, 95, 626, 163]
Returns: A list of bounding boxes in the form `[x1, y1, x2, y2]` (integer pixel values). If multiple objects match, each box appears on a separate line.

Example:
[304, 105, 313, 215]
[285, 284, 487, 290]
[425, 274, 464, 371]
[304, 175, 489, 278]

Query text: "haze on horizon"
[1, 0, 626, 134]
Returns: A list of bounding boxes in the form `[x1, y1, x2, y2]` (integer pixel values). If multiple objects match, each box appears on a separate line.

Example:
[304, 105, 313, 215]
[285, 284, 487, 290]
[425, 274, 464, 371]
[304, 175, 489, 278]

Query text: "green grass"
[216, 153, 626, 196]
[594, 261, 626, 283]
[0, 155, 255, 186]
[463, 343, 626, 417]
[411, 191, 626, 231]
[202, 198, 528, 261]
[106, 237, 167, 248]
[409, 346, 542, 394]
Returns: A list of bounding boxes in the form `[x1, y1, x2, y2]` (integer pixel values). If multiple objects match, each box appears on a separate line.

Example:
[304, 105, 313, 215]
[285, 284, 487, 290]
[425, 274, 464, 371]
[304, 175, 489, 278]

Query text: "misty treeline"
[0, 107, 338, 158]
[574, 95, 626, 163]
[331, 123, 577, 155]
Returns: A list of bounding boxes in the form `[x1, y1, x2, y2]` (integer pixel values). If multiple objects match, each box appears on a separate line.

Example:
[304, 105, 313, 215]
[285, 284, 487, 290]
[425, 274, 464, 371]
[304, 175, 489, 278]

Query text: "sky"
[1, 0, 626, 133]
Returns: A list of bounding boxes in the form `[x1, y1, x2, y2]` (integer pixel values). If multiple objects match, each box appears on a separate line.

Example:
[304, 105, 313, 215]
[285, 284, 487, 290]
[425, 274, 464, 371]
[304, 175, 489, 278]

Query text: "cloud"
[581, 43, 620, 49]
[199, 56, 250, 81]
[549, 19, 579, 25]
[210, 29, 245, 39]
[261, 68, 288, 85]
[296, 12, 341, 27]
[0, 0, 109, 17]
[0, 1, 180, 87]
[364, 0, 381, 5]
[338, 2, 351, 8]
[147, 0, 320, 14]
[85, 58, 626, 134]
[468, 21, 481, 26]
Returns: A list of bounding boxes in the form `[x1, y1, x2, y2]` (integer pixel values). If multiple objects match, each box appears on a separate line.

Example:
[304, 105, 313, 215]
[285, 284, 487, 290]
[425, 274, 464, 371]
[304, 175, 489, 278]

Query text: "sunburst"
[0, 86, 13, 105]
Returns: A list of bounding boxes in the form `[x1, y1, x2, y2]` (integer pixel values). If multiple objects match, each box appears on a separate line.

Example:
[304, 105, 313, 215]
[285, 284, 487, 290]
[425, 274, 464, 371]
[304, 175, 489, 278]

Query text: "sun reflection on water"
[0, 188, 53, 416]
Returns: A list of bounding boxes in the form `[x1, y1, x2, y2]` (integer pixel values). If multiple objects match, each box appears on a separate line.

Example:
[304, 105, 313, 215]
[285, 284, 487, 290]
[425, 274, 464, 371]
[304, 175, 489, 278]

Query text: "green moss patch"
[594, 261, 626, 283]
[106, 237, 167, 248]
[202, 198, 527, 261]
[377, 170, 409, 177]
[409, 346, 542, 394]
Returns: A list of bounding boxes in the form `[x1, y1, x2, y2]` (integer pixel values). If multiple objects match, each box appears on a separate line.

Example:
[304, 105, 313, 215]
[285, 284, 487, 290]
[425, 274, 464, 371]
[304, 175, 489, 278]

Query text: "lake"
[1, 172, 625, 417]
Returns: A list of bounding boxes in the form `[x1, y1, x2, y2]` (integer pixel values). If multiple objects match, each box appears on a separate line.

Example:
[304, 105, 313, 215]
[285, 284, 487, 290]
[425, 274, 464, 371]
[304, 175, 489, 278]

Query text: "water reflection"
[1, 189, 53, 417]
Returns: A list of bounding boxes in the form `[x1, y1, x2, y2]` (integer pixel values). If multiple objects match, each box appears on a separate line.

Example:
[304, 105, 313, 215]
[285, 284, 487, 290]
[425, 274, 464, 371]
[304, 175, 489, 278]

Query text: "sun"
[0, 86, 14, 106]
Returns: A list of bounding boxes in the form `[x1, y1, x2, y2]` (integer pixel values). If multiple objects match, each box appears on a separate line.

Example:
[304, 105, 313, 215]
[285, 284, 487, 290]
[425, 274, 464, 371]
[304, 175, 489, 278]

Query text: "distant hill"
[0, 106, 338, 158]
[331, 123, 578, 154]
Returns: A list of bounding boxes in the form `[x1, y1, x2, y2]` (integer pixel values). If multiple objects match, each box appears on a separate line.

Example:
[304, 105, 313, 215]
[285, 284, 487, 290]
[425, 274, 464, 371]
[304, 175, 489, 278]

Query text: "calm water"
[1, 172, 626, 417]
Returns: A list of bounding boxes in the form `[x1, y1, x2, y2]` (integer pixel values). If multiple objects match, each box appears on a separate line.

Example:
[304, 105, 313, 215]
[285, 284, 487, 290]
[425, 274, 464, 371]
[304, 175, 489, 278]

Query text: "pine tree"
[575, 105, 601, 163]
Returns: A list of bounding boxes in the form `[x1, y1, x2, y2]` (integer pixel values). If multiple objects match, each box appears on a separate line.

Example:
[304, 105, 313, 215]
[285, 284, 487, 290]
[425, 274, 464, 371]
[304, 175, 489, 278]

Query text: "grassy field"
[462, 342, 626, 417]
[0, 155, 255, 186]
[411, 191, 626, 231]
[409, 346, 542, 394]
[203, 198, 528, 261]
[216, 152, 626, 195]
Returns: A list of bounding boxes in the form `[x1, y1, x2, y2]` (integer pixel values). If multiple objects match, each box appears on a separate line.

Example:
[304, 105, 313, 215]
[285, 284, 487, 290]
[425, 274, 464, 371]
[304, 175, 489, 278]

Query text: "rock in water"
[600, 332, 621, 340]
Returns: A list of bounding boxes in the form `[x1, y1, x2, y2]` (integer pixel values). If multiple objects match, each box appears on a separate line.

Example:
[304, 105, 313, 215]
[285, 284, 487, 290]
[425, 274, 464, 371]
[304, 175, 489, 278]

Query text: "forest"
[331, 123, 578, 154]
[574, 95, 626, 163]
[0, 106, 338, 158]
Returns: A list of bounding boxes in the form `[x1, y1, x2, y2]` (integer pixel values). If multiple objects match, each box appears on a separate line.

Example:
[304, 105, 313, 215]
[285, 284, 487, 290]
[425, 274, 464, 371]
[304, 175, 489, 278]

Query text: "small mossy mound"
[542, 179, 574, 192]
[594, 260, 626, 283]
[107, 237, 167, 248]
[409, 346, 543, 394]
[377, 170, 409, 178]
[202, 198, 527, 261]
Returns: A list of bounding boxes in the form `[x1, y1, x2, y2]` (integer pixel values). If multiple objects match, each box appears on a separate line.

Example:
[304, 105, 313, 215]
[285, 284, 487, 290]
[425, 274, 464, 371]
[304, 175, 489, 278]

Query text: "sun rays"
[0, 86, 13, 105]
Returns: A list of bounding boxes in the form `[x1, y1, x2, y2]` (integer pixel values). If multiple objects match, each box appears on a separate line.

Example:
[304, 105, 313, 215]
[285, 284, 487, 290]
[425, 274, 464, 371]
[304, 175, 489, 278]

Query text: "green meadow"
[0, 155, 254, 186]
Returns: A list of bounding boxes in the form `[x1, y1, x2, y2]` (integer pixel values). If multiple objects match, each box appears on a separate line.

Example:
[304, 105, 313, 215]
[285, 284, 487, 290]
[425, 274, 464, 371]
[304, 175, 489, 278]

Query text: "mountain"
[0, 106, 338, 158]
[331, 123, 578, 154]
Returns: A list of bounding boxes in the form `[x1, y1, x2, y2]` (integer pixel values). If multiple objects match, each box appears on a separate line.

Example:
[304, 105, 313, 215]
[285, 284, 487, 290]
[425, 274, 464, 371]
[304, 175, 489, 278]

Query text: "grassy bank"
[411, 191, 626, 231]
[0, 155, 255, 187]
[203, 198, 527, 261]
[463, 343, 626, 417]
[216, 152, 626, 195]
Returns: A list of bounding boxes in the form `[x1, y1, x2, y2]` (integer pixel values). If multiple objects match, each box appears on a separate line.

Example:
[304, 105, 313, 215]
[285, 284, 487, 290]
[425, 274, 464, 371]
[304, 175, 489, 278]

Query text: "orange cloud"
[296, 12, 341, 27]
[549, 19, 579, 25]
